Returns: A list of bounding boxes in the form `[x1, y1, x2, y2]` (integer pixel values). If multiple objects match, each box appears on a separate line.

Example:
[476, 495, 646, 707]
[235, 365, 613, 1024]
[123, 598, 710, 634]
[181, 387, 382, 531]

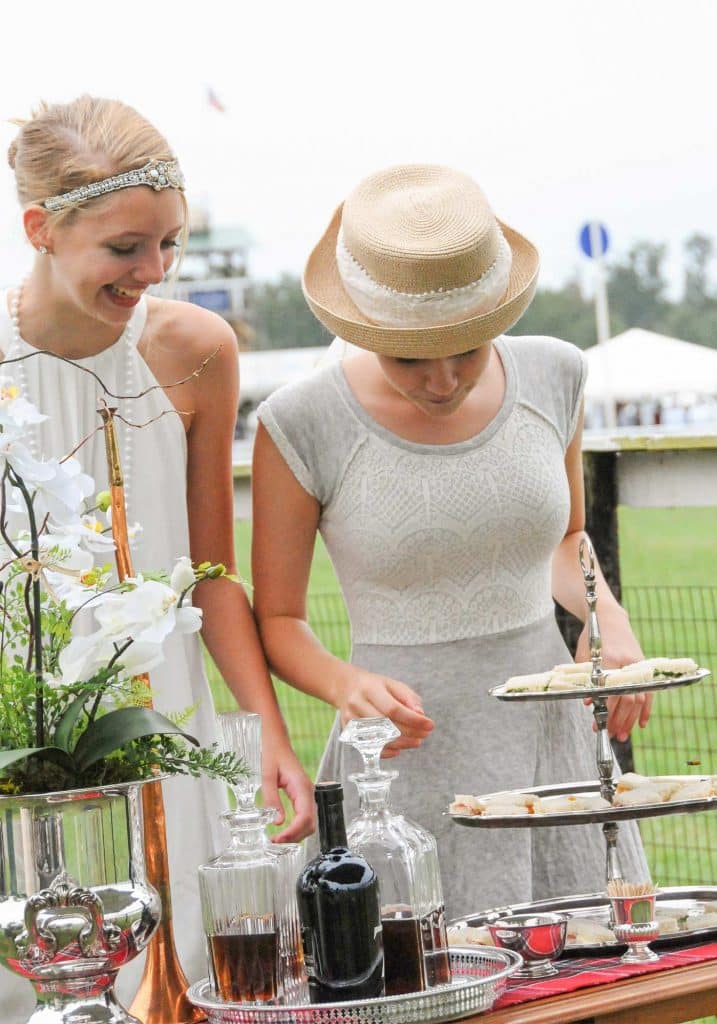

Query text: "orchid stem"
[8, 468, 45, 747]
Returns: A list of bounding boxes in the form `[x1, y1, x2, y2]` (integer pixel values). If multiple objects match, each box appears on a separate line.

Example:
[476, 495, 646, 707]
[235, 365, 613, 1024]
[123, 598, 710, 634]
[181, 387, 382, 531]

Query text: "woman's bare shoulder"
[145, 295, 237, 364]
[141, 297, 238, 424]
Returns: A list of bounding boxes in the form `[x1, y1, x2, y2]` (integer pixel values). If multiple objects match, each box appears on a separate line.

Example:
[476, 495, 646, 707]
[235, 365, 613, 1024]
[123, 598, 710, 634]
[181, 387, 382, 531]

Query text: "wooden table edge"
[462, 957, 717, 1023]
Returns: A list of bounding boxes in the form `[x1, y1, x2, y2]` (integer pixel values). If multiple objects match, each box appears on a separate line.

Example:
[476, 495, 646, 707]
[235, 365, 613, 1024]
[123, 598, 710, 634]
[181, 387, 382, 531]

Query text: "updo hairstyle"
[8, 95, 186, 227]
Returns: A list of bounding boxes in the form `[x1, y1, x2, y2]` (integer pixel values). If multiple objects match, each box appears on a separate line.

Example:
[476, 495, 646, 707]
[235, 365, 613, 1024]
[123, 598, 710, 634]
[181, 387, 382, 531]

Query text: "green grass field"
[206, 507, 717, 891]
[618, 507, 717, 585]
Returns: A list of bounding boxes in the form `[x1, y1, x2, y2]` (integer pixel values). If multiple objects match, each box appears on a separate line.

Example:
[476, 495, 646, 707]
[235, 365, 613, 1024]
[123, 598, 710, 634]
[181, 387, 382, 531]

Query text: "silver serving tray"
[187, 947, 522, 1024]
[489, 667, 710, 701]
[449, 886, 717, 956]
[450, 778, 717, 827]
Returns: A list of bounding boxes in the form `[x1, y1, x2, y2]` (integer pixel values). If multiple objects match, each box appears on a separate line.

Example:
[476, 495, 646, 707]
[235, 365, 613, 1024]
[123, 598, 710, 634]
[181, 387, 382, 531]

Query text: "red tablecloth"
[494, 940, 717, 1008]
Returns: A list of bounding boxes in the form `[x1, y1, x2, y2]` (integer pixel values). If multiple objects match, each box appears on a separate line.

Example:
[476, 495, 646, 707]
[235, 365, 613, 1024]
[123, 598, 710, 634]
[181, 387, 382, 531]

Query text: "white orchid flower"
[0, 377, 47, 430]
[59, 630, 115, 684]
[36, 533, 95, 572]
[94, 578, 203, 647]
[170, 556, 196, 595]
[58, 576, 202, 684]
[0, 433, 55, 485]
[2, 528, 94, 603]
[59, 626, 168, 685]
[43, 569, 103, 610]
[48, 515, 116, 554]
[32, 456, 95, 525]
[112, 640, 167, 677]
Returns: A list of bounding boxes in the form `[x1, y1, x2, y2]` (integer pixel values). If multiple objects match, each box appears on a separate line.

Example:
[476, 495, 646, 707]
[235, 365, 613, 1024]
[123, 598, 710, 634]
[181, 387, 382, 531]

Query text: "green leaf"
[54, 694, 89, 753]
[72, 707, 198, 772]
[0, 746, 75, 775]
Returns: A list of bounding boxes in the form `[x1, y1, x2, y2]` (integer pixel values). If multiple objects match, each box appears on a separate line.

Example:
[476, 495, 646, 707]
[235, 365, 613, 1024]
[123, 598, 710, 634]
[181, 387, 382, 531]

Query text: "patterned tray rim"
[448, 885, 717, 954]
[187, 946, 522, 1019]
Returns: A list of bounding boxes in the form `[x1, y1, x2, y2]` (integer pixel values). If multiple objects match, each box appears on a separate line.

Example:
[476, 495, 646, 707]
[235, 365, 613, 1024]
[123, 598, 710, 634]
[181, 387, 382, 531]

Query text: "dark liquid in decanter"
[382, 911, 426, 995]
[209, 931, 279, 1002]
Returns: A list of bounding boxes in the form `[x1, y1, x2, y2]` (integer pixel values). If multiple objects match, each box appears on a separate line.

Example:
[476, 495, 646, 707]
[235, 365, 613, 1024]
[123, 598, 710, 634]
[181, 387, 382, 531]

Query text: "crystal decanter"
[197, 712, 306, 1005]
[339, 717, 452, 994]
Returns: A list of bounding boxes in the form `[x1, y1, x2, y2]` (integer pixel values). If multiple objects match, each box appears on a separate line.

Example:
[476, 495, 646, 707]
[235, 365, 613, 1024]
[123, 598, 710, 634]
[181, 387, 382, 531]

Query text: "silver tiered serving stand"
[451, 538, 714, 890]
[581, 537, 620, 881]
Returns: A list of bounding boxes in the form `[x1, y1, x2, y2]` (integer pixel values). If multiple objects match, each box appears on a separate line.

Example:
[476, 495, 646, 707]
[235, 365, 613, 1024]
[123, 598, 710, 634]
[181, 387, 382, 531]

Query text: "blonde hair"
[8, 94, 188, 266]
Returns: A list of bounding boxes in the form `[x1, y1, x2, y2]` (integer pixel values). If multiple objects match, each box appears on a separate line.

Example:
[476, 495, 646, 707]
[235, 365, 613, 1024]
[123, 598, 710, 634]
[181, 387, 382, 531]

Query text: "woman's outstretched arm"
[252, 422, 433, 756]
[182, 313, 315, 840]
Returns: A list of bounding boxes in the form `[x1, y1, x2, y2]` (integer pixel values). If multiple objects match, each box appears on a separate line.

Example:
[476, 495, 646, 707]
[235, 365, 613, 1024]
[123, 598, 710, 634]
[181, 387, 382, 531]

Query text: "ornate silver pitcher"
[0, 780, 161, 1024]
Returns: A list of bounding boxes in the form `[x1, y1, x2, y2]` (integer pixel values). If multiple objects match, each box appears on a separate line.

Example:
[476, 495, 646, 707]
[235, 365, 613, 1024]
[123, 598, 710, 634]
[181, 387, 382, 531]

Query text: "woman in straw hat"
[252, 165, 648, 911]
[1, 95, 314, 1019]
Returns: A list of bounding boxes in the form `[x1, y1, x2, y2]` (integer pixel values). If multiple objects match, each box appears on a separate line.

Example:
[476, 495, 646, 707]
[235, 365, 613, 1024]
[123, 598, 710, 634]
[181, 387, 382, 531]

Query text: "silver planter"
[0, 780, 161, 1024]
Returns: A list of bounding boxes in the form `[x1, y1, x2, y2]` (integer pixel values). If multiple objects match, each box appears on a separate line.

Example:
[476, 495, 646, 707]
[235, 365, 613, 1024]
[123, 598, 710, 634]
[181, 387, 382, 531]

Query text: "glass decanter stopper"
[204, 711, 307, 1004]
[217, 710, 263, 812]
[340, 717, 452, 993]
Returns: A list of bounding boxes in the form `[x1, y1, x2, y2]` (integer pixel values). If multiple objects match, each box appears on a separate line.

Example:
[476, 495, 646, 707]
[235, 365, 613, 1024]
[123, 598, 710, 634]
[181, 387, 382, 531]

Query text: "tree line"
[247, 233, 717, 351]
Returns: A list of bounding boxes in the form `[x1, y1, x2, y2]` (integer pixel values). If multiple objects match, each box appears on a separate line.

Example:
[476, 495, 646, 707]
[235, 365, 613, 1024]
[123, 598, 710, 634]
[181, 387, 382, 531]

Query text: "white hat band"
[336, 227, 513, 330]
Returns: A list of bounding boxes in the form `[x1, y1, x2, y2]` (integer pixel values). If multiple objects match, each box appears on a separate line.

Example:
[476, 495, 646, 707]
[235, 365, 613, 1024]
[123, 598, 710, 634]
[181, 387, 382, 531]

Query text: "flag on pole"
[206, 86, 227, 114]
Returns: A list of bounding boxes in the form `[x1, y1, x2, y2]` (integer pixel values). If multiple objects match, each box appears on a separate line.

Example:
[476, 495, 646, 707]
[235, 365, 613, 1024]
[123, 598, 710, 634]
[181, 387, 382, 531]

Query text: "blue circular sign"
[579, 222, 610, 258]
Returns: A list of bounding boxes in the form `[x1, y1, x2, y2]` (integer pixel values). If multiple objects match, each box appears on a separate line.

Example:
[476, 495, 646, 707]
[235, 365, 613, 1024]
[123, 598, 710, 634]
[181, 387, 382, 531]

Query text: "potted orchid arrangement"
[0, 375, 242, 795]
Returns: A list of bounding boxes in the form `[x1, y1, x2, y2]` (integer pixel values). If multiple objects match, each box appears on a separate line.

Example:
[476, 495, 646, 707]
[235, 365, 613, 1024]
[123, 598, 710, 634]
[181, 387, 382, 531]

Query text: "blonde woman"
[252, 165, 650, 916]
[1, 95, 313, 1018]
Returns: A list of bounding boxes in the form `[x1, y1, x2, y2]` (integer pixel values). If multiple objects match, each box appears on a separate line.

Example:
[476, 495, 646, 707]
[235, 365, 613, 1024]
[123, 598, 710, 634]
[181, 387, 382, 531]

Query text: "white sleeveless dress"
[0, 292, 227, 1020]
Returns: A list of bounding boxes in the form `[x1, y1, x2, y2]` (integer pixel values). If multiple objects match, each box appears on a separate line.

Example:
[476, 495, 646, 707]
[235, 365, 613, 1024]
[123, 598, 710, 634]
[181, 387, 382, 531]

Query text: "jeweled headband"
[42, 159, 185, 212]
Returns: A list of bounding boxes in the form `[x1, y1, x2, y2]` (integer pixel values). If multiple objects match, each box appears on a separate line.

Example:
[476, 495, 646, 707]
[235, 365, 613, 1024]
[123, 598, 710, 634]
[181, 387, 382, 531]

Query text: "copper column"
[100, 403, 206, 1023]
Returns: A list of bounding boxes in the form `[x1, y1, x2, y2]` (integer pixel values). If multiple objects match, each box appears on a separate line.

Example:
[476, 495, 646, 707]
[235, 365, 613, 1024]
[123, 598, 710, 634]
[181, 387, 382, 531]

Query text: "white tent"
[583, 329, 717, 402]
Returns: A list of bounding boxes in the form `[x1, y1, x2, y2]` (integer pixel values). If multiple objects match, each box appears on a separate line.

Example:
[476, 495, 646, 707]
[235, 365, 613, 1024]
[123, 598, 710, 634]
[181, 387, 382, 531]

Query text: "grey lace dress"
[258, 334, 647, 918]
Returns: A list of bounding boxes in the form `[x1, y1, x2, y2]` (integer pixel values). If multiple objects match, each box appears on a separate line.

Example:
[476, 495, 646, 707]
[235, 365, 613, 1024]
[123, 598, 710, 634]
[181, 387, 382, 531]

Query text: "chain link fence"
[623, 586, 717, 886]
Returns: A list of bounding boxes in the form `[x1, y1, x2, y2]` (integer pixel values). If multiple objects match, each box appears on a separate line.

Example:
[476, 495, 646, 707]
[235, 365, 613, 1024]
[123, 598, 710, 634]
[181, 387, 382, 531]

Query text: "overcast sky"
[1, 0, 715, 297]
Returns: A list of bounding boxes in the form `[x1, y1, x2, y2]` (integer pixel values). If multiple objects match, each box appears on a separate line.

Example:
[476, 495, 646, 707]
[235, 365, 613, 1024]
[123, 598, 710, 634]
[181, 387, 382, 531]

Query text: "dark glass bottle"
[297, 782, 385, 1003]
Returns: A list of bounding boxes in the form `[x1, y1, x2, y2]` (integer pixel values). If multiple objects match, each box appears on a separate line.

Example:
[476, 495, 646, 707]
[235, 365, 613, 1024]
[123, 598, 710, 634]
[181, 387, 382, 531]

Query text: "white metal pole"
[588, 221, 611, 343]
[588, 222, 616, 427]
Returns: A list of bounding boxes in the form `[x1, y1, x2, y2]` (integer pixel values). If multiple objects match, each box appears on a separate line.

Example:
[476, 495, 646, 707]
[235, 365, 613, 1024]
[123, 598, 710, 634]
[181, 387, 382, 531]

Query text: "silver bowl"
[488, 912, 567, 978]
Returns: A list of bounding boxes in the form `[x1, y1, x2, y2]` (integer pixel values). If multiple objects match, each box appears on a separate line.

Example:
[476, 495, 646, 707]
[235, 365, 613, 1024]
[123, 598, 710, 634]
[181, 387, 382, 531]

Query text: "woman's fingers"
[586, 688, 655, 738]
[381, 735, 424, 758]
[638, 691, 654, 728]
[606, 693, 651, 741]
[261, 771, 285, 825]
[259, 747, 317, 842]
[272, 783, 317, 842]
[384, 679, 433, 731]
[339, 673, 434, 745]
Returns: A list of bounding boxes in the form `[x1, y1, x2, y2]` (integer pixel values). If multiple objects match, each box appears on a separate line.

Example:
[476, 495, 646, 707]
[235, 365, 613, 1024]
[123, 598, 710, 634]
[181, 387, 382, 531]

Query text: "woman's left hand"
[575, 608, 653, 741]
[261, 742, 316, 843]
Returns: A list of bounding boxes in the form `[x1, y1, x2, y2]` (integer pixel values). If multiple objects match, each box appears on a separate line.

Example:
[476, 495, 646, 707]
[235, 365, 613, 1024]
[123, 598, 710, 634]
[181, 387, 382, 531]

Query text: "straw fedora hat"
[302, 164, 539, 359]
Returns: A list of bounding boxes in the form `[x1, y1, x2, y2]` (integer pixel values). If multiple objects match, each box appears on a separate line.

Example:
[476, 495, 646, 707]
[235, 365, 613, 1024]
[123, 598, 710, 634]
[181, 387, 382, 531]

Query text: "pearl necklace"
[8, 278, 137, 515]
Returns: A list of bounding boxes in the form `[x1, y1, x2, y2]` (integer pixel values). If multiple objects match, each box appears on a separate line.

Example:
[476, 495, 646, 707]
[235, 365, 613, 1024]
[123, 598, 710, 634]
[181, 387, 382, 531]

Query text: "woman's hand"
[576, 607, 653, 741]
[261, 740, 317, 843]
[336, 668, 434, 758]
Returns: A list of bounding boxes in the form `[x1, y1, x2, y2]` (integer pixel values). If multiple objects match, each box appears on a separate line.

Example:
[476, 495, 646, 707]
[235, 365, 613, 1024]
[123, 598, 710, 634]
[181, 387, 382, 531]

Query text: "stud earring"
[37, 245, 48, 255]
